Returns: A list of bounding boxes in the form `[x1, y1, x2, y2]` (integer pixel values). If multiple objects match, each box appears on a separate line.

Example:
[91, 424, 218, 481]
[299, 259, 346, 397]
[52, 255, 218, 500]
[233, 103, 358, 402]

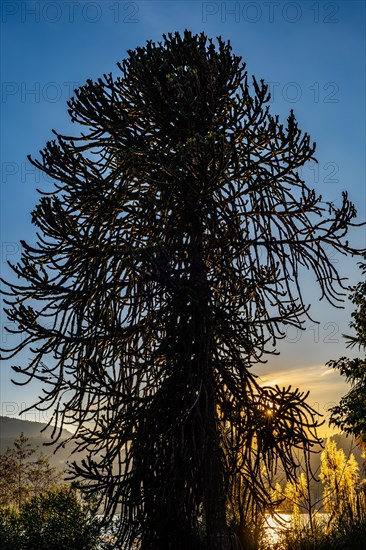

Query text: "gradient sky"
[1, 0, 365, 435]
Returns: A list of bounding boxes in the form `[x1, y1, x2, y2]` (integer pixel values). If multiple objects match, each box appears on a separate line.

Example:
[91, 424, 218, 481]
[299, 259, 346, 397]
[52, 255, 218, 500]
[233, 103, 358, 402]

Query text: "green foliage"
[0, 433, 61, 510]
[0, 506, 22, 549]
[20, 486, 101, 550]
[0, 486, 107, 550]
[329, 258, 366, 440]
[0, 435, 105, 549]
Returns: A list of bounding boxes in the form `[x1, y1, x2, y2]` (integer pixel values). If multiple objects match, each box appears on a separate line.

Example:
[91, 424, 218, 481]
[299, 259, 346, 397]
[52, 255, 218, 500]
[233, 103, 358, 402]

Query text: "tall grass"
[271, 490, 366, 550]
[273, 518, 366, 550]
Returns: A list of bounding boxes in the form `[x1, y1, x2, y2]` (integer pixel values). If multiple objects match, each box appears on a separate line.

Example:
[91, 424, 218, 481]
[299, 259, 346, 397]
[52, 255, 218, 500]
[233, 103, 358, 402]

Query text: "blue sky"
[1, 0, 365, 432]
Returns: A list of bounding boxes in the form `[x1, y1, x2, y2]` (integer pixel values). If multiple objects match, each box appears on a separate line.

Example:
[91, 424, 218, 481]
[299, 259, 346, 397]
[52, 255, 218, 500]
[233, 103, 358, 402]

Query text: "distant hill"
[0, 415, 79, 470]
[0, 415, 74, 441]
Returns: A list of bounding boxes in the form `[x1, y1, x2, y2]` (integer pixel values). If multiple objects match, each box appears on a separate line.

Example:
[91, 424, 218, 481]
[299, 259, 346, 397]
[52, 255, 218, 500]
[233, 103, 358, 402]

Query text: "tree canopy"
[0, 485, 104, 550]
[0, 31, 362, 549]
[0, 432, 60, 510]
[329, 257, 366, 443]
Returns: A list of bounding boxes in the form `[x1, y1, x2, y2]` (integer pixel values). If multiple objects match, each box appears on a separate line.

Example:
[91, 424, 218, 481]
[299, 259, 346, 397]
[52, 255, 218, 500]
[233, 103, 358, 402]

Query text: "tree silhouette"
[328, 257, 366, 447]
[1, 31, 361, 548]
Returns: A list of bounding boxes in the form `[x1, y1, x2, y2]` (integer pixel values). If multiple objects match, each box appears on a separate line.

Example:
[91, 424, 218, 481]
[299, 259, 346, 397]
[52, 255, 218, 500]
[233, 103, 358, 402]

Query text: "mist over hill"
[0, 415, 79, 469]
[0, 415, 73, 440]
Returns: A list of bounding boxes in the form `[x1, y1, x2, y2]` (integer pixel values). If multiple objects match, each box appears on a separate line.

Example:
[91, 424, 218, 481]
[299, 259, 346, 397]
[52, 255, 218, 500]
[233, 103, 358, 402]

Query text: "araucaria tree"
[1, 32, 361, 549]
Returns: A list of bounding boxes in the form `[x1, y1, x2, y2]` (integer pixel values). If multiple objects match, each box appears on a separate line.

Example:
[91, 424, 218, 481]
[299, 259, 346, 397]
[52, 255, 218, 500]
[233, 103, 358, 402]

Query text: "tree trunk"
[189, 224, 231, 549]
[203, 386, 231, 550]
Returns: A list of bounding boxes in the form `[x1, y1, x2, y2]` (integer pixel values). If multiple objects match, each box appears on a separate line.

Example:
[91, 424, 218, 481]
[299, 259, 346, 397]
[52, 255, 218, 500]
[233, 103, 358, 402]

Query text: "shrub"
[0, 485, 107, 550]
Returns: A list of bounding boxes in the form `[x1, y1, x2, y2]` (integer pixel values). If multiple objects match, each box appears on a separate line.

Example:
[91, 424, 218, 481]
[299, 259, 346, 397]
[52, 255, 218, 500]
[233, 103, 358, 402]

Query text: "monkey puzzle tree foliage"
[329, 258, 366, 445]
[0, 31, 361, 549]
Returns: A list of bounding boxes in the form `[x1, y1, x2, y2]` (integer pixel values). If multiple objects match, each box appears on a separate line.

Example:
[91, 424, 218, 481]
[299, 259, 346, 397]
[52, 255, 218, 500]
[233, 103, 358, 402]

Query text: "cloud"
[256, 363, 346, 391]
[255, 363, 351, 435]
[319, 369, 334, 377]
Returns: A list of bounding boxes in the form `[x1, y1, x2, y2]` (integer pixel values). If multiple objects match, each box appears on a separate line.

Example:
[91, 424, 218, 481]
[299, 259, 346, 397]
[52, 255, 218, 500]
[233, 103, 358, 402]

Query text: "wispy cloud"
[319, 369, 334, 377]
[255, 363, 350, 436]
[257, 363, 345, 389]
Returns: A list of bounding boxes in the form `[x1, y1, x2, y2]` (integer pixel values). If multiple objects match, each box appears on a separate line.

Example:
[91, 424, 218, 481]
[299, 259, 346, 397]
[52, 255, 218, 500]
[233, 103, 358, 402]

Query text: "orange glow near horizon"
[255, 363, 352, 439]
